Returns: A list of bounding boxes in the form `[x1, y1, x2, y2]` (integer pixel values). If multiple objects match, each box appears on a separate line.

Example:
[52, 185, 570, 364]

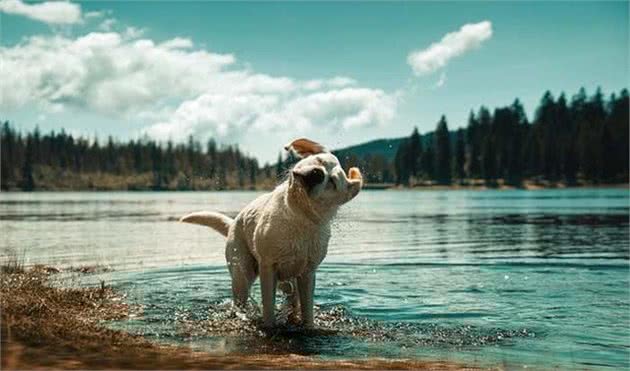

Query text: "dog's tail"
[179, 211, 233, 237]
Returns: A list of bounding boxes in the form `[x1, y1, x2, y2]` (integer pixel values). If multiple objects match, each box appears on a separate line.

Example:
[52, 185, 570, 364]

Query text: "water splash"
[170, 300, 537, 355]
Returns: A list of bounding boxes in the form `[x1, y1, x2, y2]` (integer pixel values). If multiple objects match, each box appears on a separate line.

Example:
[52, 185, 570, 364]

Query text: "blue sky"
[1, 1, 627, 163]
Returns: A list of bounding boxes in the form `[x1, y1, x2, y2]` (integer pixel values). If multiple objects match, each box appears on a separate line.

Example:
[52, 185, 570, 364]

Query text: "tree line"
[341, 87, 628, 187]
[1, 87, 628, 191]
[0, 125, 277, 191]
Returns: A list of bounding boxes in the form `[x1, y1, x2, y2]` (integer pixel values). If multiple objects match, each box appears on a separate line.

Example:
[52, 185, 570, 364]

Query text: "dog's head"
[285, 138, 363, 209]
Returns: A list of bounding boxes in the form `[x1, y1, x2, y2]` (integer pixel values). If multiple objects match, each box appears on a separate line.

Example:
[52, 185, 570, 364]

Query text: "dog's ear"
[284, 138, 327, 158]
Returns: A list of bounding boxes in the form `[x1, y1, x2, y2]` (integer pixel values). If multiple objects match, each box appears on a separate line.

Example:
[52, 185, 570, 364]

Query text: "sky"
[1, 1, 628, 164]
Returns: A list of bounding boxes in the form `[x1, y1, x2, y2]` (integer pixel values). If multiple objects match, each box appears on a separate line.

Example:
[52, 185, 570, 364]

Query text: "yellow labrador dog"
[180, 138, 363, 329]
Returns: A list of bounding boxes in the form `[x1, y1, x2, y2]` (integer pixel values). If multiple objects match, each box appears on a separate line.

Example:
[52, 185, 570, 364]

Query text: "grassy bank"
[0, 266, 488, 370]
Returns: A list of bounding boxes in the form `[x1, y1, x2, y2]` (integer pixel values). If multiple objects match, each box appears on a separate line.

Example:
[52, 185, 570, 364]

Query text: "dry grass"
[0, 252, 25, 275]
[0, 268, 490, 370]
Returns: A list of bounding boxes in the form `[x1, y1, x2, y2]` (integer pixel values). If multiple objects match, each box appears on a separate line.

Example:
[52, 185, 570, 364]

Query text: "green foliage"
[453, 129, 466, 182]
[434, 116, 451, 185]
[389, 87, 628, 186]
[0, 124, 268, 191]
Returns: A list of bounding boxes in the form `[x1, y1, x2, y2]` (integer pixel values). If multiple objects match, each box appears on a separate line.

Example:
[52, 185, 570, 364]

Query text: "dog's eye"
[296, 167, 325, 190]
[305, 168, 325, 186]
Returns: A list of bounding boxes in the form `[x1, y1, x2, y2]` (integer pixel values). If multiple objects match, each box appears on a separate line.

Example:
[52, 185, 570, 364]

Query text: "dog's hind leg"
[226, 237, 257, 307]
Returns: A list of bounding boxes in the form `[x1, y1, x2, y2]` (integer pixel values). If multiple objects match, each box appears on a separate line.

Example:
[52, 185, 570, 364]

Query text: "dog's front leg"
[297, 271, 316, 328]
[259, 263, 277, 328]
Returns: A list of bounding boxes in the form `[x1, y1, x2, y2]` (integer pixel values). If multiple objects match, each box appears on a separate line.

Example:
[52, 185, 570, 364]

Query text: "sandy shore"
[0, 266, 490, 370]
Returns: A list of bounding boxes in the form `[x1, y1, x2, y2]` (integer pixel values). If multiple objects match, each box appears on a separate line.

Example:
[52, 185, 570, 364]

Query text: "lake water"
[1, 189, 628, 370]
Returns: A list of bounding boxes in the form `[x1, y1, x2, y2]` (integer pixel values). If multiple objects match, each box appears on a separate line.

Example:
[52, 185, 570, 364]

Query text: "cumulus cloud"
[147, 94, 280, 140]
[1, 30, 396, 143]
[407, 21, 492, 76]
[0, 0, 82, 25]
[0, 32, 235, 114]
[266, 88, 394, 131]
[147, 87, 395, 141]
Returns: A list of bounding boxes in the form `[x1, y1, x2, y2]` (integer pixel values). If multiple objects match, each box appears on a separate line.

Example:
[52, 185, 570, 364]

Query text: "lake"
[1, 189, 628, 370]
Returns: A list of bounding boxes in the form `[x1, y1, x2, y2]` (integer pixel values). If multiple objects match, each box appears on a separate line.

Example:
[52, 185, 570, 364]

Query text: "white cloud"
[0, 0, 82, 25]
[267, 88, 394, 131]
[147, 94, 280, 140]
[160, 37, 194, 50]
[407, 20, 493, 76]
[1, 30, 397, 144]
[0, 32, 235, 114]
[327, 76, 357, 88]
[147, 87, 395, 141]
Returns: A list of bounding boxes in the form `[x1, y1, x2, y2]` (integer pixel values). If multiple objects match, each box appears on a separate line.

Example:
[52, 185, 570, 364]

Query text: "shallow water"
[1, 189, 628, 369]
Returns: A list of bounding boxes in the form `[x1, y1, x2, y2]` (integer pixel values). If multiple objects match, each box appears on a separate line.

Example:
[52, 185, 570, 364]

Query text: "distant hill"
[332, 137, 405, 162]
[331, 132, 444, 163]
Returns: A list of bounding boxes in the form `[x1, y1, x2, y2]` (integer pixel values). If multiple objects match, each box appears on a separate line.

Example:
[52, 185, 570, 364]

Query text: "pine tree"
[481, 137, 497, 185]
[606, 89, 629, 181]
[434, 116, 451, 184]
[21, 135, 35, 191]
[264, 163, 272, 180]
[454, 129, 466, 182]
[422, 144, 435, 180]
[275, 152, 284, 180]
[506, 99, 527, 185]
[237, 155, 246, 189]
[394, 139, 410, 185]
[207, 139, 217, 178]
[534, 91, 559, 180]
[466, 110, 481, 178]
[408, 127, 422, 178]
[249, 159, 258, 189]
[1, 122, 15, 189]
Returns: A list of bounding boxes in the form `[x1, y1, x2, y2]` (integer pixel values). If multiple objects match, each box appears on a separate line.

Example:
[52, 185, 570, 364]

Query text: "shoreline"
[1, 182, 627, 192]
[1, 266, 490, 370]
[374, 182, 629, 191]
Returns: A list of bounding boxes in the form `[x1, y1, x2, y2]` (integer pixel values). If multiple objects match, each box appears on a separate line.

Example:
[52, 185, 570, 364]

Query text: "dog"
[180, 138, 363, 329]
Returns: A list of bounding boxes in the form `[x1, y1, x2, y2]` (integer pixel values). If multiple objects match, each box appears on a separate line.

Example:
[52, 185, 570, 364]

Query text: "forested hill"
[333, 138, 405, 163]
[332, 132, 454, 163]
[1, 87, 628, 191]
